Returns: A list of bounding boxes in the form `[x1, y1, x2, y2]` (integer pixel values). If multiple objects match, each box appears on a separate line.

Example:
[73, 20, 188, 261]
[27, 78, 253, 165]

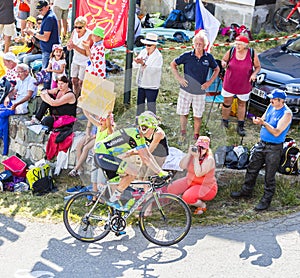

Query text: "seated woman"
[26, 75, 76, 125]
[167, 136, 218, 215]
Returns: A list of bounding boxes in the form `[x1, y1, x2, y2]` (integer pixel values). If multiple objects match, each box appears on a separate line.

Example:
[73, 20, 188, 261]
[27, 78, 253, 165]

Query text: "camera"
[191, 146, 198, 152]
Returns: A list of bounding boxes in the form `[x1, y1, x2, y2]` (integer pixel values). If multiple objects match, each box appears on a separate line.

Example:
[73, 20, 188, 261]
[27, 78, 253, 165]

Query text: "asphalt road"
[1, 212, 300, 278]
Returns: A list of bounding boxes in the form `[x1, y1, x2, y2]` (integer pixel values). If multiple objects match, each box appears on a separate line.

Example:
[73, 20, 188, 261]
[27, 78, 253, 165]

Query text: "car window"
[286, 39, 300, 52]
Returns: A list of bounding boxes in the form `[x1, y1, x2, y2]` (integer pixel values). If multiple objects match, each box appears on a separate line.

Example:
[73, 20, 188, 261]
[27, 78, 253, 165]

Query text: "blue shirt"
[40, 9, 60, 53]
[174, 50, 218, 95]
[260, 104, 292, 144]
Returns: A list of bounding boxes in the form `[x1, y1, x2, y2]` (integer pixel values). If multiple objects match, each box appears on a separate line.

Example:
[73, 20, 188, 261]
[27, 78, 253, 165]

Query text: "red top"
[19, 1, 30, 12]
[223, 48, 253, 95]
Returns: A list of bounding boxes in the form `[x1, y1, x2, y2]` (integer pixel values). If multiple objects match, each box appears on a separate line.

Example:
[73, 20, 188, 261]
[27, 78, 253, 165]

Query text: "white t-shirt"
[72, 28, 92, 66]
[50, 57, 66, 81]
[53, 0, 70, 10]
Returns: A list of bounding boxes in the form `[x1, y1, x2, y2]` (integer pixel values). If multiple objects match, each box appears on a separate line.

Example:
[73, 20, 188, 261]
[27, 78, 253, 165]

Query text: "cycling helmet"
[137, 111, 159, 133]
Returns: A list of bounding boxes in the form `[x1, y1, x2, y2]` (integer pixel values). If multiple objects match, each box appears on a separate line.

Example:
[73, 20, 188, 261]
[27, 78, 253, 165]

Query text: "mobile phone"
[191, 146, 198, 152]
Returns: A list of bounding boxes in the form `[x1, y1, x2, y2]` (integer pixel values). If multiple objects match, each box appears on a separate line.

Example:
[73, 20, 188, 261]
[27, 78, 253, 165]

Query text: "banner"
[77, 72, 116, 117]
[195, 0, 220, 50]
[76, 0, 129, 49]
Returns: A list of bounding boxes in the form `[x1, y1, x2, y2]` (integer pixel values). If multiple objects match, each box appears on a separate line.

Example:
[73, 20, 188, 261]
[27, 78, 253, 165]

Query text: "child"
[83, 110, 115, 206]
[46, 44, 66, 89]
[82, 26, 106, 78]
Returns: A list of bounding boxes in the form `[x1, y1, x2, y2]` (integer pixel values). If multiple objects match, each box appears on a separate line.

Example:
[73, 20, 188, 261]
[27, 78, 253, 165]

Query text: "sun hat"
[36, 0, 49, 10]
[195, 136, 210, 149]
[52, 44, 63, 51]
[140, 33, 158, 45]
[92, 26, 105, 38]
[267, 89, 287, 100]
[26, 16, 37, 24]
[3, 52, 18, 63]
[235, 35, 249, 44]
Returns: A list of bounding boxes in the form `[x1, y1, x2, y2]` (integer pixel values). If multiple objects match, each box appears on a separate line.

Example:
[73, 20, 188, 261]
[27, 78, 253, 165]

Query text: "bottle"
[122, 198, 135, 211]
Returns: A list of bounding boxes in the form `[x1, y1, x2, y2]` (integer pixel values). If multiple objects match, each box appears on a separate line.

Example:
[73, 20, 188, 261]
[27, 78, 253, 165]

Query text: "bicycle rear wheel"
[139, 193, 191, 246]
[63, 191, 111, 242]
[273, 6, 298, 32]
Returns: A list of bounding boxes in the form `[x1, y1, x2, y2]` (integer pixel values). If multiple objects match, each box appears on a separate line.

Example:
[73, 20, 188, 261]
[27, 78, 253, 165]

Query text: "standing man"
[230, 89, 292, 211]
[26, 0, 59, 71]
[52, 0, 70, 39]
[170, 31, 219, 143]
[0, 0, 16, 53]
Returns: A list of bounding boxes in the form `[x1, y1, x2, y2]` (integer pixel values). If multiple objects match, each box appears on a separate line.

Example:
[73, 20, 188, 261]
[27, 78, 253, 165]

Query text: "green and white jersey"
[94, 127, 146, 156]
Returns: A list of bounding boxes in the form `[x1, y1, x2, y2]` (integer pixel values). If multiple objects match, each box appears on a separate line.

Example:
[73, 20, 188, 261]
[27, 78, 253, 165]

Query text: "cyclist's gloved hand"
[158, 170, 171, 181]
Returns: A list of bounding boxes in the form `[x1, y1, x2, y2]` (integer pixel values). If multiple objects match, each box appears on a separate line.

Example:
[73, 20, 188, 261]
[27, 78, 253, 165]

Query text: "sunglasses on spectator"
[145, 44, 153, 47]
[74, 26, 83, 29]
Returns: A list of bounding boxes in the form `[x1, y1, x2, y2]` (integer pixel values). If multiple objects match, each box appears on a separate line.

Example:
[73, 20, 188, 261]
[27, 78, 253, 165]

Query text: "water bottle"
[122, 198, 135, 211]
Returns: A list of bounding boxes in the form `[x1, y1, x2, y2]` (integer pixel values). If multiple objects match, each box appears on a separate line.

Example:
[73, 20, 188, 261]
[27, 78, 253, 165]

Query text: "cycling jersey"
[94, 127, 146, 155]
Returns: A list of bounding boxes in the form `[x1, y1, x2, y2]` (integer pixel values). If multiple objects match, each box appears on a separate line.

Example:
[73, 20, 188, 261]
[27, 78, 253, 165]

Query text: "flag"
[195, 0, 220, 48]
[76, 0, 129, 49]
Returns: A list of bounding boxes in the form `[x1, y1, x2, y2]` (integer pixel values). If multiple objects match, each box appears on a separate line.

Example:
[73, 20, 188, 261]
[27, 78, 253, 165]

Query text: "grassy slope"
[0, 31, 299, 225]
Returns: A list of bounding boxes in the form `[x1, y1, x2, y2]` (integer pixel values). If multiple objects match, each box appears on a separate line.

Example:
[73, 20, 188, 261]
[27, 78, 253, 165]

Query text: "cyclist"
[94, 113, 169, 209]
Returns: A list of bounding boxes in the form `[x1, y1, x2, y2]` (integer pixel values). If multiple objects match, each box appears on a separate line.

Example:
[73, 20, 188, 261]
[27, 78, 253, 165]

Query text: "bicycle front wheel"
[63, 191, 111, 242]
[139, 193, 192, 246]
[273, 6, 298, 32]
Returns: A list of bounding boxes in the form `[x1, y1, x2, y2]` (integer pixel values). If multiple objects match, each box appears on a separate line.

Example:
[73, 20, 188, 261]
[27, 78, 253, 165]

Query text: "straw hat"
[140, 33, 158, 45]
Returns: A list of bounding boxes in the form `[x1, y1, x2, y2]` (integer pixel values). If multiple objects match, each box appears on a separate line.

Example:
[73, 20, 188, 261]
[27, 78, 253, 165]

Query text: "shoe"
[254, 199, 270, 211]
[237, 121, 246, 137]
[65, 185, 85, 194]
[25, 116, 40, 126]
[222, 119, 229, 129]
[68, 169, 79, 177]
[230, 190, 252, 199]
[194, 207, 207, 215]
[178, 133, 186, 146]
[106, 200, 123, 210]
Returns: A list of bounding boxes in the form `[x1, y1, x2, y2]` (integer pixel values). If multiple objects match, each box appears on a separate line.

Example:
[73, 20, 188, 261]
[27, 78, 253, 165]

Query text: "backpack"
[172, 31, 190, 43]
[278, 138, 299, 175]
[163, 10, 186, 29]
[224, 145, 249, 170]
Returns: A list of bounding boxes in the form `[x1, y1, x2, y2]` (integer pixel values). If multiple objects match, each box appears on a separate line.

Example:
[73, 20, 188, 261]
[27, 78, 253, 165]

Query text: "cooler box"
[1, 156, 27, 177]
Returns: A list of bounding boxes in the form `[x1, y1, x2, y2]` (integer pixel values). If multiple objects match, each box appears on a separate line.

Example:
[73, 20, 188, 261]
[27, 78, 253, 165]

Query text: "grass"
[1, 31, 300, 226]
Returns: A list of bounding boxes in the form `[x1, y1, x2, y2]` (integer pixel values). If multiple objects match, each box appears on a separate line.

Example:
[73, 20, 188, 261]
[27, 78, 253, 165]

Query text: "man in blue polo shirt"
[26, 0, 59, 80]
[170, 31, 220, 143]
[231, 89, 292, 211]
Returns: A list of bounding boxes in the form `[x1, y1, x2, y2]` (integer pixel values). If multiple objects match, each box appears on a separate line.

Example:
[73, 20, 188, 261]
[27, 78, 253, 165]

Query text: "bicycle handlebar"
[148, 171, 174, 188]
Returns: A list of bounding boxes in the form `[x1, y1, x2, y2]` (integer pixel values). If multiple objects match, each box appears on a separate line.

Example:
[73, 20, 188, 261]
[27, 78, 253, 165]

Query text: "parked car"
[250, 37, 300, 121]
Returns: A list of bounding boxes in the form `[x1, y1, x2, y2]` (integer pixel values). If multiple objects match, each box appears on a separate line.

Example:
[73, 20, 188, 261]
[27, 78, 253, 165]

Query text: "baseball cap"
[92, 27, 105, 38]
[3, 52, 18, 63]
[267, 89, 287, 100]
[52, 44, 63, 51]
[235, 35, 249, 44]
[195, 136, 210, 149]
[36, 0, 49, 10]
[26, 16, 37, 24]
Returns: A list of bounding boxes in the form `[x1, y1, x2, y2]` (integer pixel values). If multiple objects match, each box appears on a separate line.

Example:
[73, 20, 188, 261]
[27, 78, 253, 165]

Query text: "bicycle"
[63, 174, 192, 246]
[273, 0, 300, 33]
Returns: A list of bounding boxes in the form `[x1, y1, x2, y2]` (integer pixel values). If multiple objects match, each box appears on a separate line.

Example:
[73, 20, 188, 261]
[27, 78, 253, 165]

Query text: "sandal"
[194, 207, 207, 215]
[68, 169, 78, 177]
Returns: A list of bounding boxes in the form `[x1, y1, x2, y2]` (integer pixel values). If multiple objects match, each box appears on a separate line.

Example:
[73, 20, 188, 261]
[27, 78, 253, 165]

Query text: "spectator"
[0, 0, 16, 53]
[6, 63, 37, 114]
[3, 52, 19, 84]
[17, 0, 30, 36]
[25, 0, 59, 73]
[221, 35, 261, 136]
[82, 26, 106, 78]
[0, 98, 14, 155]
[230, 89, 292, 211]
[167, 136, 218, 215]
[67, 16, 92, 98]
[10, 16, 36, 55]
[46, 44, 66, 88]
[133, 33, 163, 116]
[52, 0, 69, 39]
[26, 75, 76, 125]
[83, 110, 115, 205]
[68, 120, 97, 177]
[18, 16, 43, 67]
[170, 31, 220, 143]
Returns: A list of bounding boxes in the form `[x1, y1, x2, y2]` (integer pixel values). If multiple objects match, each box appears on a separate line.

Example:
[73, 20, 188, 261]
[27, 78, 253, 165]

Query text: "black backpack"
[278, 138, 299, 175]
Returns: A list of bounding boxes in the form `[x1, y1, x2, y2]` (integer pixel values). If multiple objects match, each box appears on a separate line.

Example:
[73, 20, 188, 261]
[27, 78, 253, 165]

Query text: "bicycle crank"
[110, 215, 126, 232]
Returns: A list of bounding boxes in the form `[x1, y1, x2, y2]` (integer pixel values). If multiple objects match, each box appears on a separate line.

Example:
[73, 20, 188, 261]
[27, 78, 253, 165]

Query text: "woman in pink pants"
[167, 136, 218, 215]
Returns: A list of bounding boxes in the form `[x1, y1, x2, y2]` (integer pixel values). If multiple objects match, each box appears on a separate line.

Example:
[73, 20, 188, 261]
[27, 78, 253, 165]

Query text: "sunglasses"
[145, 44, 153, 47]
[74, 26, 83, 29]
[198, 146, 206, 150]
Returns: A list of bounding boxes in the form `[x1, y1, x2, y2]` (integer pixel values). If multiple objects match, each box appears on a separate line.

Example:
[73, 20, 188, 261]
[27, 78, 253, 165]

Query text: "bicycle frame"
[286, 1, 300, 21]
